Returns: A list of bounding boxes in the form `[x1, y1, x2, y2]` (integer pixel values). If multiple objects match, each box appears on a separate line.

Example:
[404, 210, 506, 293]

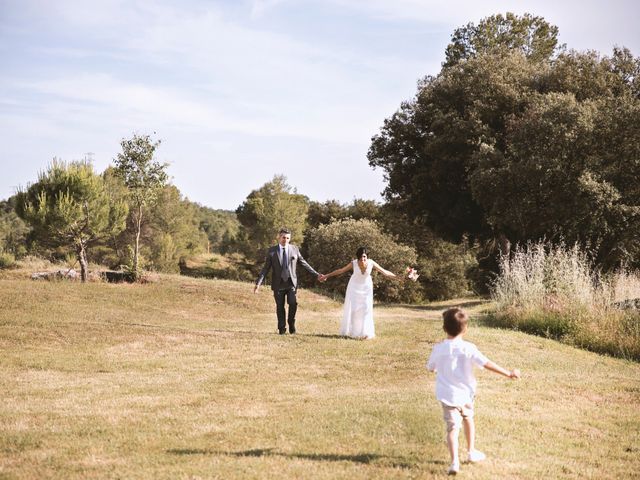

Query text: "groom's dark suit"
[255, 244, 319, 334]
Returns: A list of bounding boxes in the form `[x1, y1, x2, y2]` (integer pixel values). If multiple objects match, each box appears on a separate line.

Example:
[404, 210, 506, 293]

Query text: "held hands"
[318, 273, 328, 282]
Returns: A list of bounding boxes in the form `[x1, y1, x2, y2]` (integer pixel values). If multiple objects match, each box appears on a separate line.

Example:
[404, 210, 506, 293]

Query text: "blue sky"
[1, 0, 639, 210]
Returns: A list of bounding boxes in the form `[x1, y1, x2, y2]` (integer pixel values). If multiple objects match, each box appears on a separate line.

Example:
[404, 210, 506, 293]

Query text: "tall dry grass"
[489, 241, 640, 360]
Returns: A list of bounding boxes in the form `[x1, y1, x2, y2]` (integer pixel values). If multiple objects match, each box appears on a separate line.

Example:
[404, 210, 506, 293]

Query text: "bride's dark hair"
[356, 247, 368, 259]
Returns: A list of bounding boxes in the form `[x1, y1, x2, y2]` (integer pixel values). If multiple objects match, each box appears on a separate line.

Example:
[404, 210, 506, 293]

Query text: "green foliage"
[113, 134, 168, 204]
[0, 197, 30, 257]
[113, 133, 169, 276]
[369, 13, 640, 273]
[144, 186, 207, 272]
[15, 160, 128, 281]
[195, 205, 240, 254]
[369, 51, 539, 244]
[470, 89, 640, 269]
[305, 218, 420, 302]
[378, 204, 476, 300]
[236, 175, 309, 256]
[0, 252, 16, 269]
[444, 12, 561, 68]
[306, 198, 381, 230]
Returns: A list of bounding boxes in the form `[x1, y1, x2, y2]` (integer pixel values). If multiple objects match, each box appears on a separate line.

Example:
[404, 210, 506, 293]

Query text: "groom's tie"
[281, 246, 289, 281]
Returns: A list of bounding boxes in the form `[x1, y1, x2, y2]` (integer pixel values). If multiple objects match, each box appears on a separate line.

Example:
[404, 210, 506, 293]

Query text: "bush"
[416, 238, 476, 300]
[0, 252, 16, 269]
[304, 218, 421, 303]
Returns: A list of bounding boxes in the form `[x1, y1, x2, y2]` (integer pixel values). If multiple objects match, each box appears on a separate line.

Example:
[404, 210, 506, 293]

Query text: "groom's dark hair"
[279, 228, 291, 235]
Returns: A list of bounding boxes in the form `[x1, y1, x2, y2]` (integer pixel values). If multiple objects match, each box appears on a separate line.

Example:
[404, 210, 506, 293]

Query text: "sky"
[1, 0, 639, 211]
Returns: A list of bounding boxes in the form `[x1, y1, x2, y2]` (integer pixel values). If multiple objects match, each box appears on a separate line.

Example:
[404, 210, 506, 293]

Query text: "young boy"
[427, 307, 520, 475]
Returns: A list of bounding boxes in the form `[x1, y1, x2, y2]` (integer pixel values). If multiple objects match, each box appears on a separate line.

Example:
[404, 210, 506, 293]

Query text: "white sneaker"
[467, 449, 486, 463]
[448, 461, 460, 475]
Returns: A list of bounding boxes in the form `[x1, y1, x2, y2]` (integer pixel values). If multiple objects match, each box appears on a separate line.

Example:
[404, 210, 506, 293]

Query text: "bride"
[320, 247, 397, 339]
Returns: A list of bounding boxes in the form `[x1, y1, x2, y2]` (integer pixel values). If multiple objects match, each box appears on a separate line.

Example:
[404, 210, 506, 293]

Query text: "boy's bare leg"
[463, 416, 475, 452]
[447, 428, 460, 464]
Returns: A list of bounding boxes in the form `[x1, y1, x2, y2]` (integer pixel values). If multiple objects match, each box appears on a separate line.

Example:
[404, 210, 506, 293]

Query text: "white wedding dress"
[340, 259, 375, 339]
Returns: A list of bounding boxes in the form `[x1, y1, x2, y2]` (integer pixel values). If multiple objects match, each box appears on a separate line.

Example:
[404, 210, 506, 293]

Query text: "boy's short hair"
[442, 307, 469, 336]
[279, 228, 291, 235]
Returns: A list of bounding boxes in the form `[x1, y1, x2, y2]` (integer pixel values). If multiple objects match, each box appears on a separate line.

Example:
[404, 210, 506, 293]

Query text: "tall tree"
[306, 198, 381, 231]
[369, 51, 539, 245]
[369, 13, 640, 271]
[145, 185, 207, 272]
[444, 12, 561, 68]
[236, 175, 309, 256]
[113, 133, 168, 277]
[195, 205, 240, 254]
[15, 160, 128, 281]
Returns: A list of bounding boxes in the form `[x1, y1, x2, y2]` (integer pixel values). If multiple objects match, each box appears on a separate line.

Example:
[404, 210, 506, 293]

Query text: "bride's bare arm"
[321, 262, 353, 280]
[372, 261, 397, 278]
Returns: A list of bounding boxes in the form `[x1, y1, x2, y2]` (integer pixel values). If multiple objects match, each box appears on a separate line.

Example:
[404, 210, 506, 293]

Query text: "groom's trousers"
[274, 280, 297, 333]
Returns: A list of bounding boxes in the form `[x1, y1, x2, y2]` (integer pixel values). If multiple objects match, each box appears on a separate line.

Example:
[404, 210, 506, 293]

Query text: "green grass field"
[1, 271, 639, 479]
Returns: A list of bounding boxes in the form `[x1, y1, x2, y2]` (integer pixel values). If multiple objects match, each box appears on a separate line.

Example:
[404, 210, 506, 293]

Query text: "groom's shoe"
[289, 328, 296, 334]
[278, 329, 286, 335]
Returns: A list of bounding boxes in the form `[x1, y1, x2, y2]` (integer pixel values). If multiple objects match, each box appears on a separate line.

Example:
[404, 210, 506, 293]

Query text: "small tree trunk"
[76, 243, 88, 283]
[498, 232, 511, 257]
[134, 204, 143, 279]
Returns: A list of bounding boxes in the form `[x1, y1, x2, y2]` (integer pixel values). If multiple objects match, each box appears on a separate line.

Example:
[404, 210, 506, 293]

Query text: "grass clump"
[488, 241, 640, 360]
[0, 252, 16, 269]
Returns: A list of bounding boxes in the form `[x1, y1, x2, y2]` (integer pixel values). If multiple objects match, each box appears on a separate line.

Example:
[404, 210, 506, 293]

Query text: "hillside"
[0, 271, 638, 479]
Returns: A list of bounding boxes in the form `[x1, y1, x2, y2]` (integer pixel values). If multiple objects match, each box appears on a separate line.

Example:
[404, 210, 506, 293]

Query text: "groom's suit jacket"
[256, 244, 319, 291]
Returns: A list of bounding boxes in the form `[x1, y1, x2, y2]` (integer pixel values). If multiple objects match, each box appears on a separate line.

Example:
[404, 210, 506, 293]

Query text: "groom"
[254, 228, 323, 334]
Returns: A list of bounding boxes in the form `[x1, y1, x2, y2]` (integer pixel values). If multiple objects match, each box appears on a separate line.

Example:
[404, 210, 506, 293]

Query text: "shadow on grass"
[124, 322, 371, 340]
[376, 300, 488, 312]
[166, 447, 438, 468]
[302, 333, 362, 340]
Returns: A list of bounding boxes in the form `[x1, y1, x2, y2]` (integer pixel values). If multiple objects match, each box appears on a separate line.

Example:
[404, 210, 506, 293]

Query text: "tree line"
[2, 12, 639, 302]
[0, 139, 239, 282]
[369, 12, 640, 279]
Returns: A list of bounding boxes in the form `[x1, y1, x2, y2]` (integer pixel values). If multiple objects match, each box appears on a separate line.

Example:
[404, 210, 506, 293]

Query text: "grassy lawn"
[1, 271, 639, 479]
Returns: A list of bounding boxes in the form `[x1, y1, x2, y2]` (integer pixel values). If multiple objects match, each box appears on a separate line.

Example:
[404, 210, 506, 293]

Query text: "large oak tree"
[368, 13, 640, 269]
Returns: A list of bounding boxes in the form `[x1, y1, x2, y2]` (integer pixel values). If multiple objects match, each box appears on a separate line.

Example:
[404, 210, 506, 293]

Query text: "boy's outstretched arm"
[484, 361, 521, 379]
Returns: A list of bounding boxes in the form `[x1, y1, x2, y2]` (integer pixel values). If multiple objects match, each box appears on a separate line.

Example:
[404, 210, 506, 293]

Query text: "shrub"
[304, 218, 421, 303]
[0, 252, 16, 269]
[488, 240, 640, 360]
[416, 238, 476, 300]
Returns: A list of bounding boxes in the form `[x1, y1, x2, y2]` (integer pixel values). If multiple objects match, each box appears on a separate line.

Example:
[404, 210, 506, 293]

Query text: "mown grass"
[1, 268, 639, 479]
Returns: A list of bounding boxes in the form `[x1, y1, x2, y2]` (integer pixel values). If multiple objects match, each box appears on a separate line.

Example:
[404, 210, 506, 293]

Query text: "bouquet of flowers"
[406, 266, 419, 281]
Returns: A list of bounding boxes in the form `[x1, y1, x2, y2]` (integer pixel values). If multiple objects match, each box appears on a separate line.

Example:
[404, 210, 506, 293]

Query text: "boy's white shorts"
[441, 402, 474, 432]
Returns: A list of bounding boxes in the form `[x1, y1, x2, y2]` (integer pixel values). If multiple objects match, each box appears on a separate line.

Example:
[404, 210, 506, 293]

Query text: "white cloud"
[249, 0, 291, 18]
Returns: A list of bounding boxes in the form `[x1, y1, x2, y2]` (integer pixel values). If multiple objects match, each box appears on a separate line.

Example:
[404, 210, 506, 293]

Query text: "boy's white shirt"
[427, 337, 490, 407]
